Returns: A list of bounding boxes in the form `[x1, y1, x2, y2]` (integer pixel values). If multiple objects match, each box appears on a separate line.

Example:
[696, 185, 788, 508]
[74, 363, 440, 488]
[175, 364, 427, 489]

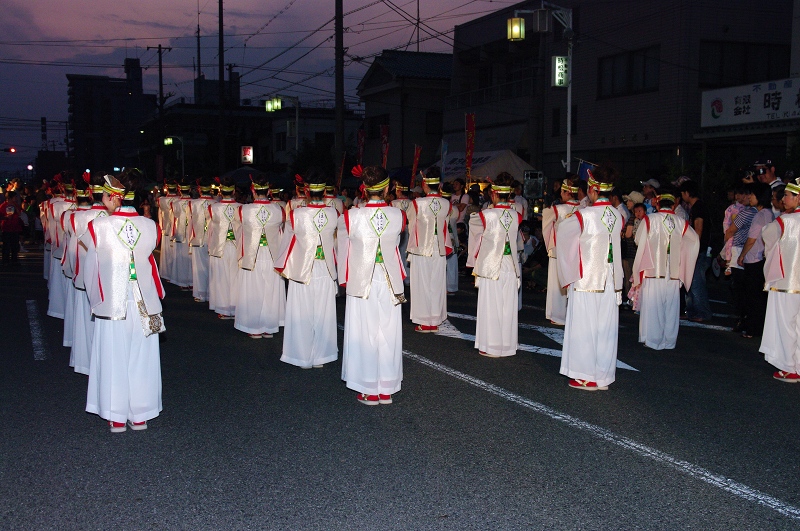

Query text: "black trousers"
[742, 260, 767, 336]
[2, 232, 20, 262]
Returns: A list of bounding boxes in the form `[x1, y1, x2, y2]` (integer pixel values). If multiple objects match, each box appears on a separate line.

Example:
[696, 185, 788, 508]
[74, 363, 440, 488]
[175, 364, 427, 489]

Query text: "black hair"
[424, 166, 441, 181]
[304, 167, 328, 199]
[361, 166, 389, 198]
[680, 180, 700, 198]
[751, 182, 772, 209]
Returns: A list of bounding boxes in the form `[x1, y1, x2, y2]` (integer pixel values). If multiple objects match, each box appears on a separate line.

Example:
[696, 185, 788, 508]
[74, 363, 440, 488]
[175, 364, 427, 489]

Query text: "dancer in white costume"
[234, 178, 285, 338]
[406, 167, 451, 332]
[760, 179, 800, 382]
[61, 181, 94, 348]
[69, 177, 109, 375]
[632, 192, 699, 350]
[468, 172, 523, 357]
[47, 181, 75, 319]
[541, 177, 581, 325]
[285, 180, 307, 216]
[169, 184, 193, 288]
[391, 181, 412, 287]
[207, 179, 241, 318]
[157, 183, 177, 282]
[188, 181, 213, 302]
[323, 185, 344, 215]
[557, 164, 623, 391]
[440, 184, 460, 295]
[41, 190, 53, 280]
[276, 170, 339, 367]
[338, 165, 406, 405]
[82, 171, 165, 433]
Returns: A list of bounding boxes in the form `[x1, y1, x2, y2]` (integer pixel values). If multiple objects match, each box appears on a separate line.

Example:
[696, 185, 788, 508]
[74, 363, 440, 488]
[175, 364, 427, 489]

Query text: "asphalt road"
[1, 249, 799, 530]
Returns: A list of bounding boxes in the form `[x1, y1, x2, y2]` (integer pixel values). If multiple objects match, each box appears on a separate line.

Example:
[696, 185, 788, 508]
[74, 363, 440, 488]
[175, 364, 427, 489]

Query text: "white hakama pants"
[760, 291, 800, 374]
[475, 258, 518, 356]
[234, 249, 285, 335]
[43, 246, 50, 280]
[63, 282, 76, 346]
[47, 257, 68, 319]
[209, 241, 239, 315]
[159, 236, 172, 282]
[561, 264, 619, 387]
[545, 256, 567, 325]
[281, 260, 338, 367]
[638, 278, 681, 350]
[171, 241, 193, 287]
[342, 267, 403, 395]
[409, 253, 446, 326]
[85, 286, 162, 424]
[191, 245, 210, 301]
[446, 253, 459, 293]
[69, 289, 93, 375]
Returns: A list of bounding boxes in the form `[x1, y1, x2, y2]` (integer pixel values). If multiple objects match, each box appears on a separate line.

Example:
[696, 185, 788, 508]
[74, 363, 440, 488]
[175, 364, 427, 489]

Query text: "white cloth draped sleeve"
[762, 220, 784, 285]
[466, 211, 484, 269]
[555, 214, 582, 288]
[678, 222, 700, 289]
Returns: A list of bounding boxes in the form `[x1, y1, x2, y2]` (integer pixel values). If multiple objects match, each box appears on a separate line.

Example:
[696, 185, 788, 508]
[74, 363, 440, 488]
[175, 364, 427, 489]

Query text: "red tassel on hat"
[351, 165, 363, 178]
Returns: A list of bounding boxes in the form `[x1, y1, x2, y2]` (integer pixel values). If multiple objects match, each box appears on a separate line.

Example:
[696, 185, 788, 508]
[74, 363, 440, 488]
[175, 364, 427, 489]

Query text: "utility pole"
[218, 0, 225, 174]
[334, 0, 345, 174]
[148, 44, 173, 182]
[416, 0, 420, 52]
[197, 1, 202, 104]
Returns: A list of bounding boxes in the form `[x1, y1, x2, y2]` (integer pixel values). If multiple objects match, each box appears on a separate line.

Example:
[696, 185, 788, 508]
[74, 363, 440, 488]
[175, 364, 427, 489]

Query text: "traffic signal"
[2, 147, 16, 153]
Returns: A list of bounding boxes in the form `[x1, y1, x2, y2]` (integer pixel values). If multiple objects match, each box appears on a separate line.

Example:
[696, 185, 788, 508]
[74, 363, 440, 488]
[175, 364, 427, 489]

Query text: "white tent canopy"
[432, 149, 535, 182]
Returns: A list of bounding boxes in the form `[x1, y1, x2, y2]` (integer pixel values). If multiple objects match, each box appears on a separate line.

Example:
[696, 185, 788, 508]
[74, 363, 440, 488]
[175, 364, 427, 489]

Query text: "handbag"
[134, 283, 166, 337]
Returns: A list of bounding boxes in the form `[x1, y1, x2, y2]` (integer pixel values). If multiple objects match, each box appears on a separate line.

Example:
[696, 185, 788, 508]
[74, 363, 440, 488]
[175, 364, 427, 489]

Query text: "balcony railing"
[445, 78, 534, 111]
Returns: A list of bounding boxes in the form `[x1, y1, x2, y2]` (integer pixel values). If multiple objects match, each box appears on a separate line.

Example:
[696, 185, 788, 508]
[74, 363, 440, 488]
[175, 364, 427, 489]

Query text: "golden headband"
[786, 179, 800, 195]
[63, 184, 74, 191]
[395, 185, 408, 191]
[179, 185, 190, 191]
[102, 175, 135, 201]
[324, 186, 336, 194]
[308, 183, 327, 192]
[75, 189, 90, 198]
[220, 185, 236, 193]
[423, 177, 440, 185]
[166, 184, 177, 190]
[440, 191, 452, 198]
[365, 177, 390, 192]
[561, 181, 579, 194]
[492, 185, 512, 193]
[658, 193, 676, 203]
[90, 185, 105, 194]
[199, 186, 212, 192]
[588, 176, 614, 193]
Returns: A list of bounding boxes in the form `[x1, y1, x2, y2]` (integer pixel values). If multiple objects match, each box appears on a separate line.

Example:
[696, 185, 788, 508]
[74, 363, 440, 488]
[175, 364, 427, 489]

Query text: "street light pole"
[508, 1, 573, 172]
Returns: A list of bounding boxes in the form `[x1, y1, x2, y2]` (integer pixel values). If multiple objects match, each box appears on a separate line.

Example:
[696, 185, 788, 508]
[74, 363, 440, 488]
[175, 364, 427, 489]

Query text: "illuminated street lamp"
[508, 2, 574, 171]
[265, 95, 299, 153]
[164, 136, 185, 178]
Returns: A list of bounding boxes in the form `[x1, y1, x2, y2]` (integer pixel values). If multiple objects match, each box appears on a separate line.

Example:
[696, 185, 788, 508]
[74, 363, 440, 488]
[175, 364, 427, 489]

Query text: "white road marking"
[444, 313, 637, 371]
[26, 300, 48, 361]
[403, 350, 800, 522]
[680, 320, 733, 332]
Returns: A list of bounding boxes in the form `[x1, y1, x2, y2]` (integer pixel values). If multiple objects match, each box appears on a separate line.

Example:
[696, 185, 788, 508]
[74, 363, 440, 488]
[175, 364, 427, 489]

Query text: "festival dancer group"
[41, 161, 800, 432]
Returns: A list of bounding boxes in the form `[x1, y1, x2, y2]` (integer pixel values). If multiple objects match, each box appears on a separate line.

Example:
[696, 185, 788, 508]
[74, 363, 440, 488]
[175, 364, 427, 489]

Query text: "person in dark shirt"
[0, 191, 24, 264]
[680, 180, 712, 321]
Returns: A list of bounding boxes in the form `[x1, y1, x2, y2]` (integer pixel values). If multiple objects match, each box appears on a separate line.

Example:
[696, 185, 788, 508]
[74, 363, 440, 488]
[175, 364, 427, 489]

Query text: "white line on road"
[26, 300, 48, 361]
[403, 350, 800, 522]
[680, 320, 733, 332]
[444, 313, 637, 371]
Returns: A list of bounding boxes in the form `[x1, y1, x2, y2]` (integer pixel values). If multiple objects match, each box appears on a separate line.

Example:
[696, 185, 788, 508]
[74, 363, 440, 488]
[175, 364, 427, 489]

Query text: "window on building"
[276, 131, 286, 152]
[698, 41, 790, 88]
[598, 45, 660, 98]
[368, 114, 389, 139]
[552, 107, 560, 137]
[426, 111, 443, 136]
